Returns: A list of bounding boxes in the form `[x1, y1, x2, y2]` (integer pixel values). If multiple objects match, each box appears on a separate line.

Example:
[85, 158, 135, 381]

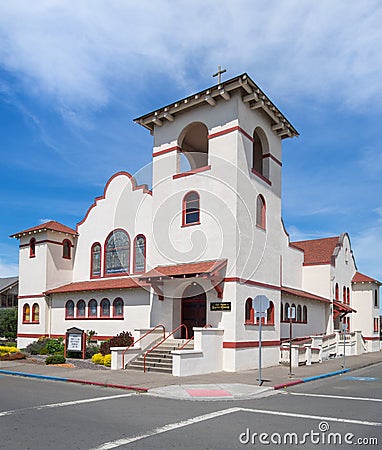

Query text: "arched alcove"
[178, 122, 209, 171]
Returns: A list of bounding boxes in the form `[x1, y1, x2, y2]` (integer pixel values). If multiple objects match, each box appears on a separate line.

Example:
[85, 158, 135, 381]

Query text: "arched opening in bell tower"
[178, 122, 209, 172]
[252, 127, 269, 179]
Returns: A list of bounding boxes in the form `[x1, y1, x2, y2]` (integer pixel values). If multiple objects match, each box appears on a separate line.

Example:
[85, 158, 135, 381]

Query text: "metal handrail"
[143, 323, 188, 373]
[122, 324, 165, 369]
[178, 323, 212, 350]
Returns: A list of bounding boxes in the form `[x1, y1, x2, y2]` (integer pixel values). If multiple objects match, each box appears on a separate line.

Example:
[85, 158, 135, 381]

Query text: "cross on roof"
[213, 65, 227, 84]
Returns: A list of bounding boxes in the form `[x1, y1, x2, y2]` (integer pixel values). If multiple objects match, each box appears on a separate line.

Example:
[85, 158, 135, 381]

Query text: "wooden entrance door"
[181, 284, 207, 338]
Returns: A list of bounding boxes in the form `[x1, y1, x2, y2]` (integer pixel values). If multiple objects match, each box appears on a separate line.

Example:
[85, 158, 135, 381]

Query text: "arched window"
[285, 302, 290, 321]
[134, 235, 146, 273]
[29, 238, 36, 258]
[105, 230, 130, 275]
[88, 299, 97, 318]
[343, 286, 346, 303]
[32, 303, 39, 323]
[267, 301, 275, 325]
[113, 298, 124, 317]
[256, 195, 266, 229]
[347, 288, 350, 305]
[23, 304, 30, 323]
[91, 243, 101, 277]
[302, 305, 307, 323]
[245, 298, 254, 324]
[183, 191, 200, 226]
[178, 122, 209, 171]
[297, 305, 302, 322]
[100, 298, 110, 317]
[77, 300, 86, 318]
[65, 300, 74, 319]
[335, 283, 339, 301]
[374, 289, 378, 308]
[63, 239, 71, 259]
[281, 302, 284, 321]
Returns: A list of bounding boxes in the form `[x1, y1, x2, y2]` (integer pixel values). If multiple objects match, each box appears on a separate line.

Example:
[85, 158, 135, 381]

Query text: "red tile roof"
[141, 259, 227, 279]
[291, 237, 340, 265]
[45, 277, 144, 294]
[281, 286, 331, 303]
[11, 220, 77, 238]
[352, 272, 381, 284]
[333, 300, 356, 313]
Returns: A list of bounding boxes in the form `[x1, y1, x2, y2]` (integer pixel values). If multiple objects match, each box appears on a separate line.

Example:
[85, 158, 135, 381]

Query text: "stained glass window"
[89, 299, 97, 317]
[105, 230, 130, 274]
[113, 298, 124, 317]
[77, 300, 85, 318]
[65, 300, 74, 318]
[134, 235, 146, 272]
[101, 298, 110, 317]
[91, 243, 101, 277]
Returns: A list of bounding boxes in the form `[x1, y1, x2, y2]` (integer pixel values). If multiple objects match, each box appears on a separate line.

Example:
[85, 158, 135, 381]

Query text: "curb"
[273, 379, 304, 390]
[273, 368, 351, 390]
[0, 369, 148, 393]
[302, 368, 350, 383]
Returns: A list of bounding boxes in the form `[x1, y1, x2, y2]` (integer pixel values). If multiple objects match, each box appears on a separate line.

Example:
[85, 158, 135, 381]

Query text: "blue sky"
[0, 0, 381, 281]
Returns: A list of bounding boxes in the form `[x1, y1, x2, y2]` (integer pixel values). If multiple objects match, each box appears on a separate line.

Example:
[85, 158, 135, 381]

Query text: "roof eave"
[134, 73, 299, 139]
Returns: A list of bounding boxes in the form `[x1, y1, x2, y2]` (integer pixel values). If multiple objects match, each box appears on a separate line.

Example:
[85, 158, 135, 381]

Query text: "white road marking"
[90, 407, 242, 449]
[0, 393, 134, 418]
[90, 406, 381, 449]
[289, 392, 382, 403]
[240, 407, 382, 427]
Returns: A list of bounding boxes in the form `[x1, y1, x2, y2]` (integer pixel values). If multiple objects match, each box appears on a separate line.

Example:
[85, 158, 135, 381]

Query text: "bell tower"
[134, 72, 298, 282]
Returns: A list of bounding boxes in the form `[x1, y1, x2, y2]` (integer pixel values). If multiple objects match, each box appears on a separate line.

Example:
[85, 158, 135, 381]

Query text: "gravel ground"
[25, 354, 110, 370]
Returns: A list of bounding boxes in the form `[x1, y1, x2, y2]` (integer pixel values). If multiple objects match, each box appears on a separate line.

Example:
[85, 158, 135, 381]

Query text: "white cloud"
[0, 259, 18, 278]
[0, 0, 381, 117]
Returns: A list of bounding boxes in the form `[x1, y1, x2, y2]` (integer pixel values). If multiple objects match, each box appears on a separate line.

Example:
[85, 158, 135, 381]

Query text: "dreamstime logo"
[239, 422, 379, 446]
[112, 152, 269, 297]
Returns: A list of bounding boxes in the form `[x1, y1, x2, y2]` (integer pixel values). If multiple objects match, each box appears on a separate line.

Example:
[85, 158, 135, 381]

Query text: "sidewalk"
[1, 351, 381, 400]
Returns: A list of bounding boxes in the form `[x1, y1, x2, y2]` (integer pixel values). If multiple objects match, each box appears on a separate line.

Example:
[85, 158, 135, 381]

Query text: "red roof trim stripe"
[45, 277, 145, 295]
[352, 271, 381, 284]
[141, 259, 227, 279]
[281, 286, 331, 303]
[11, 221, 77, 238]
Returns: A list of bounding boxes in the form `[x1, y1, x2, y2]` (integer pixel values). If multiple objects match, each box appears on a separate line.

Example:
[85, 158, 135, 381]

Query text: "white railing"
[280, 330, 367, 367]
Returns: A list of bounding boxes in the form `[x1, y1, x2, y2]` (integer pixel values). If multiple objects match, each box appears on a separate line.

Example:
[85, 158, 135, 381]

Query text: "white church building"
[12, 73, 380, 375]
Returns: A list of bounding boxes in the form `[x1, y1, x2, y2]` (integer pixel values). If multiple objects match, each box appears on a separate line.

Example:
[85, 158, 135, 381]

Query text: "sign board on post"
[252, 295, 270, 387]
[64, 327, 86, 359]
[287, 306, 296, 320]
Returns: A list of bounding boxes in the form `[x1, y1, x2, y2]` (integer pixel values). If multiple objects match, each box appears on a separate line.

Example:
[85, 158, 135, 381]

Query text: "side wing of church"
[11, 73, 380, 374]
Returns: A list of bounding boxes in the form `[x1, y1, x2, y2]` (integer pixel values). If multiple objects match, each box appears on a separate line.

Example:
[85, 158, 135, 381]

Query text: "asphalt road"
[0, 363, 381, 449]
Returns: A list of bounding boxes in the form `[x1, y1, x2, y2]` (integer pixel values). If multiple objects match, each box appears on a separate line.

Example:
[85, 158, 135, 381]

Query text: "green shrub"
[103, 354, 111, 367]
[25, 337, 50, 355]
[99, 331, 133, 356]
[46, 338, 64, 354]
[86, 344, 100, 359]
[45, 354, 66, 365]
[0, 307, 17, 340]
[92, 353, 104, 365]
[39, 347, 49, 355]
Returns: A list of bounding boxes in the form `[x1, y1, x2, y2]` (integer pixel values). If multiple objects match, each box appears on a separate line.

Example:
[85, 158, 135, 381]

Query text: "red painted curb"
[273, 379, 304, 390]
[66, 378, 148, 393]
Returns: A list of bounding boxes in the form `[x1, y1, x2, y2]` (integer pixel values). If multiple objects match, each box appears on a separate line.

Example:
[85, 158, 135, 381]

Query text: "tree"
[0, 307, 18, 340]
